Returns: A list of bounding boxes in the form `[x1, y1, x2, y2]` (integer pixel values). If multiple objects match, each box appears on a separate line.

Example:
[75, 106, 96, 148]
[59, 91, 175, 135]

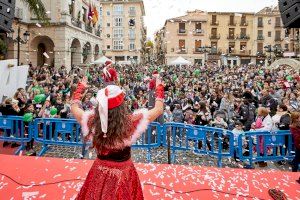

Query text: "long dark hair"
[92, 102, 133, 151]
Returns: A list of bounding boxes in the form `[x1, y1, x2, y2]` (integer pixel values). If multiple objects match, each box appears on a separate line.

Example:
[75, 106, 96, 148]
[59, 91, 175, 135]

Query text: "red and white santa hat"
[96, 85, 125, 134]
[152, 70, 159, 78]
[103, 61, 118, 82]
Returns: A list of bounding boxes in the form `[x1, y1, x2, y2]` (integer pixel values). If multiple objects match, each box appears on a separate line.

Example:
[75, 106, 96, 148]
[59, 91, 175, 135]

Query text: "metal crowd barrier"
[0, 116, 296, 168]
[33, 118, 83, 156]
[132, 122, 162, 162]
[192, 126, 234, 167]
[237, 130, 294, 168]
[0, 116, 33, 155]
[161, 123, 234, 167]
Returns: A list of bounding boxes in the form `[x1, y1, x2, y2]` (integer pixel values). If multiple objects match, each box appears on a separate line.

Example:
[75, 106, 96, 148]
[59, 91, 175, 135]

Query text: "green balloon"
[259, 70, 264, 75]
[23, 113, 33, 122]
[34, 94, 46, 103]
[194, 69, 200, 76]
[286, 75, 293, 81]
[172, 75, 177, 81]
[50, 107, 58, 116]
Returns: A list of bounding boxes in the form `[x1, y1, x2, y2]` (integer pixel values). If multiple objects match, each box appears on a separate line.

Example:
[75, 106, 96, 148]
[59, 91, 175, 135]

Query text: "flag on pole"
[88, 3, 93, 21]
[92, 5, 99, 24]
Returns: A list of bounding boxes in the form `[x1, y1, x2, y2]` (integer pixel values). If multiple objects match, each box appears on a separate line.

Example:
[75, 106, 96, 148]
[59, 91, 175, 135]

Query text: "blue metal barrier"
[161, 122, 194, 162]
[0, 115, 296, 169]
[33, 118, 84, 156]
[192, 126, 234, 167]
[0, 116, 32, 155]
[237, 130, 294, 168]
[161, 123, 234, 167]
[131, 122, 162, 162]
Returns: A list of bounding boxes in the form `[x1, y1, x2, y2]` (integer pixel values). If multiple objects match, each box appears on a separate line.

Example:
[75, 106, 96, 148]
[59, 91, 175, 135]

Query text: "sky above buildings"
[144, 0, 278, 39]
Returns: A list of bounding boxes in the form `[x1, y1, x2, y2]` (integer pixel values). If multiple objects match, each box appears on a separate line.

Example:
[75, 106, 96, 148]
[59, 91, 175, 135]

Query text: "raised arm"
[147, 77, 164, 122]
[70, 77, 88, 123]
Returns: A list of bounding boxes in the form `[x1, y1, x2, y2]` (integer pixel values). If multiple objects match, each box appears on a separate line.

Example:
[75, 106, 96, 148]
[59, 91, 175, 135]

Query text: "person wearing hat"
[70, 76, 164, 199]
[102, 60, 118, 86]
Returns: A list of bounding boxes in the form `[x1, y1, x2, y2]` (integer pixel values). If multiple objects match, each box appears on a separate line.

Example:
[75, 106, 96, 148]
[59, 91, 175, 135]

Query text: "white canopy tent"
[92, 56, 113, 65]
[169, 56, 192, 66]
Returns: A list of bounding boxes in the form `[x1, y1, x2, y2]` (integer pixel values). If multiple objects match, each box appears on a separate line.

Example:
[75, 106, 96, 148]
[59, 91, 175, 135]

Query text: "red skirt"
[77, 158, 144, 200]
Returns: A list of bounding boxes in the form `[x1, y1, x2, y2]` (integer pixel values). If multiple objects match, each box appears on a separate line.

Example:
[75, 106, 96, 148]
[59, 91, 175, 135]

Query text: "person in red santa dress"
[71, 76, 164, 200]
[102, 60, 118, 86]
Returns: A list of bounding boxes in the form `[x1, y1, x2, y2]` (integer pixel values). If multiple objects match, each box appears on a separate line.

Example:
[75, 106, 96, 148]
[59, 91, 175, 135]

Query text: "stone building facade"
[100, 0, 146, 64]
[156, 6, 299, 66]
[5, 0, 145, 70]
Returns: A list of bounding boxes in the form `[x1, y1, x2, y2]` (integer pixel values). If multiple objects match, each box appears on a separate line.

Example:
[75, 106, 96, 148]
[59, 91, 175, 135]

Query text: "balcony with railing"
[237, 34, 250, 40]
[291, 36, 300, 41]
[85, 24, 93, 33]
[209, 34, 220, 40]
[239, 49, 251, 55]
[210, 48, 221, 54]
[210, 21, 219, 26]
[275, 37, 282, 42]
[258, 23, 263, 27]
[227, 35, 236, 40]
[193, 47, 204, 54]
[193, 29, 205, 35]
[240, 21, 248, 26]
[228, 21, 237, 26]
[71, 18, 82, 29]
[257, 35, 264, 40]
[177, 29, 187, 35]
[257, 51, 265, 57]
[275, 23, 281, 28]
[226, 49, 236, 54]
[177, 48, 188, 54]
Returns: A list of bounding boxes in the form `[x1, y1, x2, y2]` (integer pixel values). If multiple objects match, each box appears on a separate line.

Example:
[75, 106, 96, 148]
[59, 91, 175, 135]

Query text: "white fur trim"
[124, 108, 149, 146]
[96, 89, 108, 133]
[103, 67, 111, 78]
[81, 110, 95, 137]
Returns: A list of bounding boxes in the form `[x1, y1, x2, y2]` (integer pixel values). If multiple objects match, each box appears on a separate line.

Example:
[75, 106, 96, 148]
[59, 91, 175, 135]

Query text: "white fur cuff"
[81, 110, 95, 137]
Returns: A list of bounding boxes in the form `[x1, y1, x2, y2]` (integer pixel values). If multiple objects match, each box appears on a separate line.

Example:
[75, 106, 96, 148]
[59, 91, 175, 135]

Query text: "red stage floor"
[0, 154, 299, 200]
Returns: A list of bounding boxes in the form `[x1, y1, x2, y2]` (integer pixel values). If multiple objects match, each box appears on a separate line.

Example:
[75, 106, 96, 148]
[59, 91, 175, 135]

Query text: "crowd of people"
[0, 61, 299, 171]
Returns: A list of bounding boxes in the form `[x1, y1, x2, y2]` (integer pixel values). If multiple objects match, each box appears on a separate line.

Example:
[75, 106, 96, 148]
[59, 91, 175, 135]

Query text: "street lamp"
[264, 45, 272, 65]
[264, 45, 284, 65]
[7, 26, 30, 66]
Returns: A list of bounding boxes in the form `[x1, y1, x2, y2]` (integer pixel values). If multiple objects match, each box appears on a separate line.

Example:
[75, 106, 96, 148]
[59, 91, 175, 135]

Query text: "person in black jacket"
[0, 98, 22, 148]
[239, 92, 256, 131]
[260, 90, 278, 117]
